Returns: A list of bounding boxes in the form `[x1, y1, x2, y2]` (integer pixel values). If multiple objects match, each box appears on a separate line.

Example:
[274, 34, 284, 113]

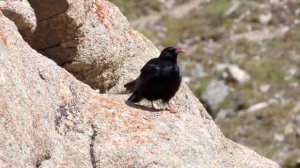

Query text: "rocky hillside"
[109, 0, 300, 167]
[0, 0, 280, 167]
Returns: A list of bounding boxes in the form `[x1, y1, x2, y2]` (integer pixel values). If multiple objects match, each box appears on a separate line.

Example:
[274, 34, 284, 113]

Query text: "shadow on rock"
[125, 101, 165, 113]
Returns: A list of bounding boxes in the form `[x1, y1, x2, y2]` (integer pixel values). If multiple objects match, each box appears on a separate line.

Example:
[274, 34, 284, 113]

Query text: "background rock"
[215, 63, 251, 84]
[0, 3, 279, 168]
[201, 79, 230, 117]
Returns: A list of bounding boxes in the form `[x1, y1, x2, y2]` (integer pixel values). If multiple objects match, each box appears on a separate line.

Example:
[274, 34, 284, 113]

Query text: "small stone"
[274, 133, 284, 142]
[201, 80, 230, 112]
[284, 123, 294, 134]
[247, 102, 269, 113]
[260, 85, 270, 93]
[259, 13, 272, 24]
[215, 63, 251, 84]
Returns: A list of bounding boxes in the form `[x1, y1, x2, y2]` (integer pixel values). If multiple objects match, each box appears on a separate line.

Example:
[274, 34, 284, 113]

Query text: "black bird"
[124, 47, 184, 113]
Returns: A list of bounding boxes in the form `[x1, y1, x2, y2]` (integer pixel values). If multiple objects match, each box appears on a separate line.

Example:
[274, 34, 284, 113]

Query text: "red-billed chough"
[124, 47, 184, 113]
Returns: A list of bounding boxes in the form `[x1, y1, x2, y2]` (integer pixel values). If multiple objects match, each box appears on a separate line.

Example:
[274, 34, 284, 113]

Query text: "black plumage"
[124, 47, 184, 113]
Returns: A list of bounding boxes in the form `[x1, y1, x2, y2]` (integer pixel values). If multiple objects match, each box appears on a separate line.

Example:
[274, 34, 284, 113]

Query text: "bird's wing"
[158, 61, 180, 77]
[140, 58, 160, 79]
[126, 59, 160, 93]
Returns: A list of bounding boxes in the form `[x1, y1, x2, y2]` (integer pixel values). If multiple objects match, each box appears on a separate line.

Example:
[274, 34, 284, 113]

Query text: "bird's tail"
[125, 80, 143, 103]
[124, 80, 136, 92]
[127, 92, 143, 103]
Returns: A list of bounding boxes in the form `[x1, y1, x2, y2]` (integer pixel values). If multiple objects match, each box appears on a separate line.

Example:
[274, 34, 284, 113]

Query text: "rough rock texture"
[0, 1, 279, 168]
[27, 0, 158, 93]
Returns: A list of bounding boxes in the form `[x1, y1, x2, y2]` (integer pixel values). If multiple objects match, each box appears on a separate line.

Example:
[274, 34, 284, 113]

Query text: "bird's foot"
[167, 107, 177, 113]
[151, 101, 157, 110]
[166, 102, 177, 113]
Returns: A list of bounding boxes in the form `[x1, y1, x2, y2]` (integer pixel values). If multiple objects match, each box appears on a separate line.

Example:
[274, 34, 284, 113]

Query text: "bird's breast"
[160, 64, 180, 77]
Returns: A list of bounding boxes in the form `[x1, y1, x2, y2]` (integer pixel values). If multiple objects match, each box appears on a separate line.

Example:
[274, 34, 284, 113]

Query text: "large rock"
[27, 0, 158, 93]
[0, 3, 279, 168]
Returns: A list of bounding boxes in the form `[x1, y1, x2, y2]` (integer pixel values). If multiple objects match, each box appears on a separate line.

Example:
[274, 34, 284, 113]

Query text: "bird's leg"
[166, 102, 177, 113]
[151, 101, 156, 109]
[151, 101, 157, 110]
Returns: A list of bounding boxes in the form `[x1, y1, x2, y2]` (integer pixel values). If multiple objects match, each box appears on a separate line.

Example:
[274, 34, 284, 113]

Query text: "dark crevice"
[26, 0, 81, 71]
[38, 71, 46, 80]
[90, 124, 98, 168]
[35, 150, 51, 168]
[37, 11, 66, 22]
[61, 60, 75, 67]
[39, 43, 61, 51]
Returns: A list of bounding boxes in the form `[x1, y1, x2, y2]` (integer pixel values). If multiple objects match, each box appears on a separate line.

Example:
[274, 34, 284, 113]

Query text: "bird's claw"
[166, 103, 177, 113]
[167, 107, 177, 113]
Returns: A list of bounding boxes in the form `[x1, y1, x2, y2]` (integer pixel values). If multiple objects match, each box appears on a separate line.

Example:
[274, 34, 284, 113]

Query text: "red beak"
[175, 48, 185, 54]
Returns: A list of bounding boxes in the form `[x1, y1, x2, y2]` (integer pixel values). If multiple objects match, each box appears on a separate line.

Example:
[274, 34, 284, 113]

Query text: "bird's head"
[159, 47, 185, 63]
